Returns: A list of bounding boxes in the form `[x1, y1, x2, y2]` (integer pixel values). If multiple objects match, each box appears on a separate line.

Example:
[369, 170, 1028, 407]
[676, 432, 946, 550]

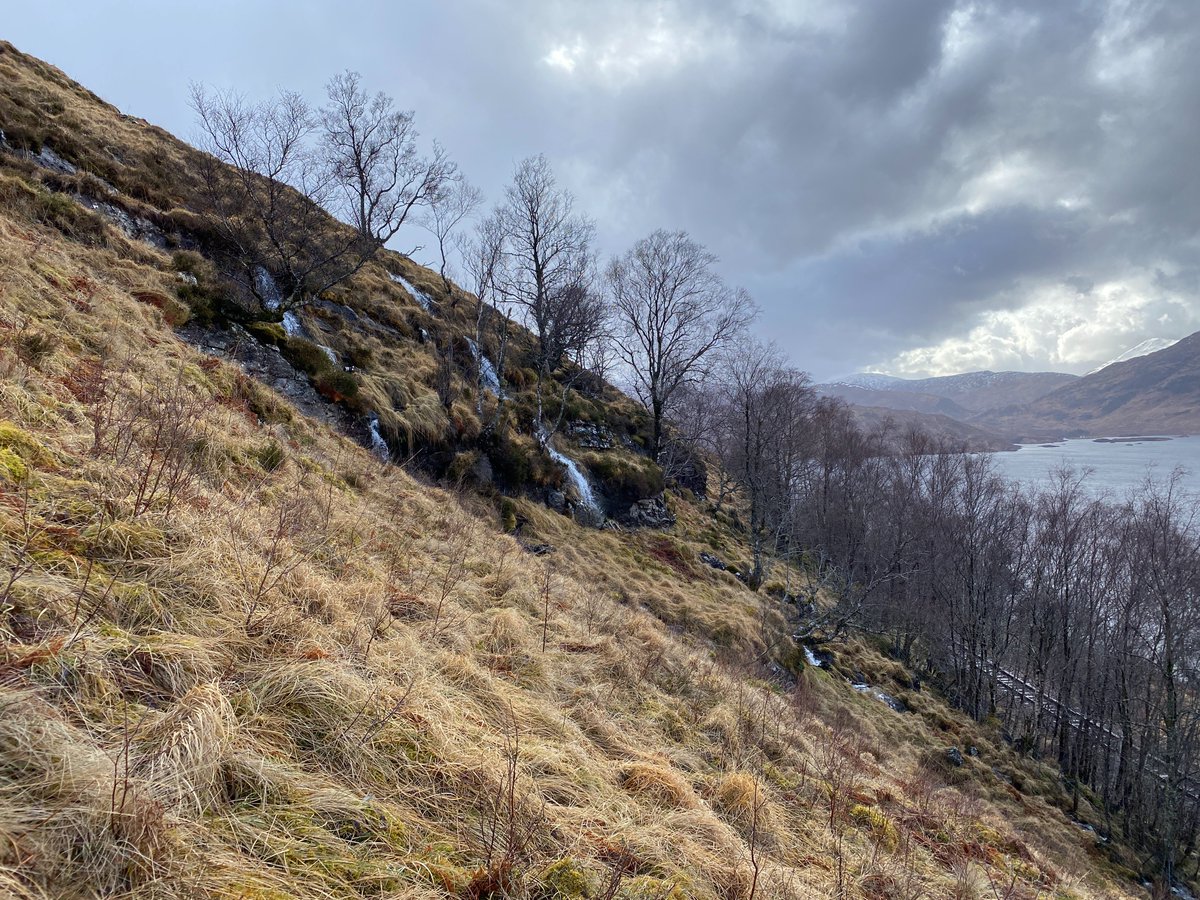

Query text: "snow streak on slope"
[1087, 338, 1179, 374]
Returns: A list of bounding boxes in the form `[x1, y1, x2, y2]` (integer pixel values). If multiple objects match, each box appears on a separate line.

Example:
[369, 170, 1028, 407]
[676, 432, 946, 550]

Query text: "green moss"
[0, 421, 51, 468]
[583, 452, 664, 505]
[0, 447, 29, 483]
[247, 321, 287, 347]
[534, 858, 595, 898]
[851, 804, 899, 851]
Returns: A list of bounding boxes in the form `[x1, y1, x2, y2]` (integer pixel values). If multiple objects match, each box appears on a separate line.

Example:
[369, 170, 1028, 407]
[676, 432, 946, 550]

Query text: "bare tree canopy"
[607, 229, 754, 457]
[460, 210, 511, 421]
[190, 73, 454, 313]
[419, 174, 482, 298]
[496, 154, 602, 430]
[190, 84, 356, 310]
[320, 70, 454, 246]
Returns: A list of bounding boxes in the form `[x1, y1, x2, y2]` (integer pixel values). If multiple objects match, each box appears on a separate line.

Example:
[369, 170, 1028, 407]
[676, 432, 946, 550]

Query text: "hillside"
[847, 404, 1018, 452]
[980, 332, 1200, 440]
[0, 41, 1153, 900]
[817, 371, 1073, 450]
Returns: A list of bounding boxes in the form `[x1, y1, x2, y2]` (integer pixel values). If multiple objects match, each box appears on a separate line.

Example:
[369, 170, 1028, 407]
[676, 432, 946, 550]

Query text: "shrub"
[172, 250, 245, 323]
[281, 337, 333, 377]
[254, 440, 285, 472]
[447, 450, 480, 486]
[315, 370, 359, 403]
[499, 497, 518, 532]
[485, 431, 533, 490]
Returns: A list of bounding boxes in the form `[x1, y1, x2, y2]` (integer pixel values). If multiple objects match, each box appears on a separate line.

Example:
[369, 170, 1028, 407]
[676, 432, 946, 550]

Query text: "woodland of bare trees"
[681, 343, 1200, 883]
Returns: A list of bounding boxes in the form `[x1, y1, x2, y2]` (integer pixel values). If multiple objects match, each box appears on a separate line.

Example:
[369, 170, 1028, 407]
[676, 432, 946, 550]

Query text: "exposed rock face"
[623, 495, 675, 529]
[180, 324, 347, 429]
[77, 195, 169, 248]
[567, 420, 615, 450]
[700, 551, 727, 570]
[945, 747, 965, 767]
[546, 489, 567, 513]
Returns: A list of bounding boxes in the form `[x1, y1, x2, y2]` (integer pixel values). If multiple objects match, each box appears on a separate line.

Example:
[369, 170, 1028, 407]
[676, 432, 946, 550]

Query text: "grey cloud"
[6, 0, 1200, 379]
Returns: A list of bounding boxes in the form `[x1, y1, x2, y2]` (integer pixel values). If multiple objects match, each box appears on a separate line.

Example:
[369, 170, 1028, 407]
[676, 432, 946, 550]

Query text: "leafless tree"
[716, 338, 814, 586]
[191, 85, 351, 311]
[460, 211, 511, 424]
[320, 70, 454, 248]
[607, 229, 754, 458]
[419, 175, 483, 300]
[496, 154, 601, 431]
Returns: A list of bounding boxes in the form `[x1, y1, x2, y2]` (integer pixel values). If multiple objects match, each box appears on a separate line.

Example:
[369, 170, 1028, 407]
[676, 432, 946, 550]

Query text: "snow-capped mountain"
[826, 372, 907, 390]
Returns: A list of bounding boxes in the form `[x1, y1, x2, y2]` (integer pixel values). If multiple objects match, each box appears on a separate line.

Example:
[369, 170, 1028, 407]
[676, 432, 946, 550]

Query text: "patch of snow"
[539, 428, 603, 526]
[1087, 337, 1178, 374]
[367, 415, 390, 463]
[388, 272, 434, 312]
[828, 372, 906, 390]
[467, 339, 501, 395]
[177, 272, 198, 287]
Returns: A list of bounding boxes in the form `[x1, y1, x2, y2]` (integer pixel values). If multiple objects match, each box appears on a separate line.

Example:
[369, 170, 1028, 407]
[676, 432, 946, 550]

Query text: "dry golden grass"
[0, 40, 1149, 900]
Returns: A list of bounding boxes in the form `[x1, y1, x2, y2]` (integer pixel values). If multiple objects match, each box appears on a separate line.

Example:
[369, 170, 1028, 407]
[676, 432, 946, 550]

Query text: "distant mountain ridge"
[819, 369, 1078, 413]
[980, 331, 1200, 440]
[819, 335, 1200, 443]
[816, 370, 1078, 447]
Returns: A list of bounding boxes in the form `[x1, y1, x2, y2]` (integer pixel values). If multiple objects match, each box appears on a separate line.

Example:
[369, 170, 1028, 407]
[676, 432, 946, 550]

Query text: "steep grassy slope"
[0, 42, 1152, 900]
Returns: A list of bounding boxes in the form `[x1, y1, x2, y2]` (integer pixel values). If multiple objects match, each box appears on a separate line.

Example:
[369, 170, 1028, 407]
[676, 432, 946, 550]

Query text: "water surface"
[988, 435, 1200, 498]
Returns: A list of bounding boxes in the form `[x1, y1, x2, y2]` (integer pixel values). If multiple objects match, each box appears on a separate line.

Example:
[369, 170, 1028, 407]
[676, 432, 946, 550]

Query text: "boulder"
[623, 495, 675, 529]
[546, 490, 567, 513]
[945, 747, 965, 767]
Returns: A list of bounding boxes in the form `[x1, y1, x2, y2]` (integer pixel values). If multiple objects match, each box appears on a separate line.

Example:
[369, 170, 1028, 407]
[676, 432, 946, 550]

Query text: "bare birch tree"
[320, 70, 454, 247]
[496, 154, 601, 433]
[607, 229, 754, 458]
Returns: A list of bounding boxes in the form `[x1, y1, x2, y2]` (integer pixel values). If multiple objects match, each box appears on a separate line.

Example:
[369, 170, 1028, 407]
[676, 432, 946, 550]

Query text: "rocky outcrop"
[77, 195, 170, 248]
[622, 495, 675, 529]
[566, 420, 615, 450]
[180, 324, 348, 429]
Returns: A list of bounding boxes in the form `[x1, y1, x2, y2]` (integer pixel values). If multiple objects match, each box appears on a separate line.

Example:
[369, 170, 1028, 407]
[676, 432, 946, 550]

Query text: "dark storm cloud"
[6, 0, 1200, 377]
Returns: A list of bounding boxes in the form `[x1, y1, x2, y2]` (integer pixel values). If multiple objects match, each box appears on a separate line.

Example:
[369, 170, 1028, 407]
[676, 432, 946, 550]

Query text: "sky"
[7, 0, 1200, 380]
